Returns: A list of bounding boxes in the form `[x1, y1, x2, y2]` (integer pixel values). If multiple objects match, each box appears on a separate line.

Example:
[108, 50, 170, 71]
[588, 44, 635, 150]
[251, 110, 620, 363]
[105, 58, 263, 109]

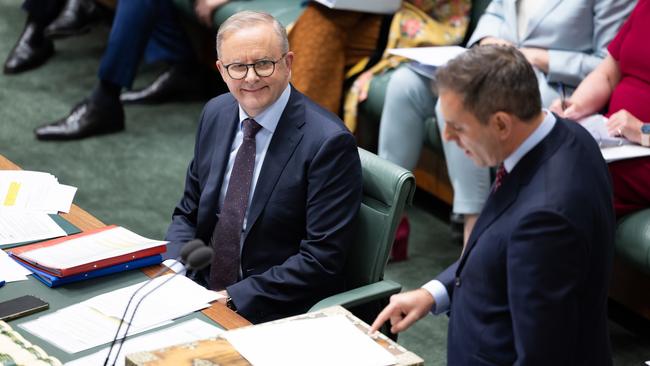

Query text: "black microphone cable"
[102, 239, 207, 366]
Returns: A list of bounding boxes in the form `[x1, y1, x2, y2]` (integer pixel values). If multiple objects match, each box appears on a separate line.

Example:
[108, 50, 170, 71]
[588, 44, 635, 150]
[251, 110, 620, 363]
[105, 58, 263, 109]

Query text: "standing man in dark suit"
[164, 11, 363, 324]
[371, 45, 615, 365]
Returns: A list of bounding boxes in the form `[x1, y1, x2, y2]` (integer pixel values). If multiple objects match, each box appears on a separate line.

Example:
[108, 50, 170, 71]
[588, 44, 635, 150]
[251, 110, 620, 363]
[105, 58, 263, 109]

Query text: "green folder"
[0, 214, 81, 250]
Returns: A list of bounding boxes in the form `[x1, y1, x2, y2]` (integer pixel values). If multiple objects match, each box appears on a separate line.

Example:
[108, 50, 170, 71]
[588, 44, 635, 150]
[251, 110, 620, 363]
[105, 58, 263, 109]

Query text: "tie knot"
[243, 118, 262, 139]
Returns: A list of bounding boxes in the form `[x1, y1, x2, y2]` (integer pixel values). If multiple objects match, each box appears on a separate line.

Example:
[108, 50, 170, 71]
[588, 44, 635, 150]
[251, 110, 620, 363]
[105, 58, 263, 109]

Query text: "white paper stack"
[20, 274, 224, 354]
[0, 170, 76, 214]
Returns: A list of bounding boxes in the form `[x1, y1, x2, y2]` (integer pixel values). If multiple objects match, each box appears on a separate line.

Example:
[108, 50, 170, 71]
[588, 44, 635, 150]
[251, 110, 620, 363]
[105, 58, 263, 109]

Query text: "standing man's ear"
[491, 111, 513, 140]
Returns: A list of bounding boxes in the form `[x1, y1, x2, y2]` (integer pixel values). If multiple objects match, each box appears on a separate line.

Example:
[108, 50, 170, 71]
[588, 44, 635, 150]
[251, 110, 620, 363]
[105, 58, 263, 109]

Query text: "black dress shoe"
[3, 22, 54, 75]
[34, 100, 125, 141]
[120, 66, 217, 105]
[44, 0, 103, 39]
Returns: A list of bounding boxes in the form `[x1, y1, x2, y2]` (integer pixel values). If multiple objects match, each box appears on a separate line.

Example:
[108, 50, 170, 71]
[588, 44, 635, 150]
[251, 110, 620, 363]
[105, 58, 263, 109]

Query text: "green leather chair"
[615, 210, 650, 275]
[309, 148, 415, 324]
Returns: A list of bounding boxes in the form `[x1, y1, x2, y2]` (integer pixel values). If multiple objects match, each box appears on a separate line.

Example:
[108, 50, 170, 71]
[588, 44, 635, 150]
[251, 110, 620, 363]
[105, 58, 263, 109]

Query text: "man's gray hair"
[216, 11, 289, 59]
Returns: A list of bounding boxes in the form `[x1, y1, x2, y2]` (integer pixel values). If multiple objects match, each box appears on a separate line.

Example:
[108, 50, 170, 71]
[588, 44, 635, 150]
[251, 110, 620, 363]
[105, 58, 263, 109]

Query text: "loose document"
[20, 274, 223, 353]
[224, 314, 397, 366]
[65, 318, 222, 366]
[0, 250, 32, 282]
[0, 170, 76, 214]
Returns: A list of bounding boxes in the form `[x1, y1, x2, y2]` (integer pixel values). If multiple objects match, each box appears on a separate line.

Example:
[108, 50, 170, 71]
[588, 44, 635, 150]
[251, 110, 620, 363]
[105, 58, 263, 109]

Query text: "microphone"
[103, 239, 212, 366]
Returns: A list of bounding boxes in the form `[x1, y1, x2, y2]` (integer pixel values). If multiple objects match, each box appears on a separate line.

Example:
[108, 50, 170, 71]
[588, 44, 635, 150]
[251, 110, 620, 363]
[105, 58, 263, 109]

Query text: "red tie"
[493, 163, 507, 193]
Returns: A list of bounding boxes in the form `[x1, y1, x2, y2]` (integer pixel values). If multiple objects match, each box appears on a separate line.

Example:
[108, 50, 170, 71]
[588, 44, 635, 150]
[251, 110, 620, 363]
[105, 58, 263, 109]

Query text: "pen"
[558, 82, 567, 111]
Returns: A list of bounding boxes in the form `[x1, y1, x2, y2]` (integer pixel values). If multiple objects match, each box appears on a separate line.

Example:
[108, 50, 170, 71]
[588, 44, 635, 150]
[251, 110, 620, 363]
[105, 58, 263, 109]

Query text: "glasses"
[222, 53, 287, 80]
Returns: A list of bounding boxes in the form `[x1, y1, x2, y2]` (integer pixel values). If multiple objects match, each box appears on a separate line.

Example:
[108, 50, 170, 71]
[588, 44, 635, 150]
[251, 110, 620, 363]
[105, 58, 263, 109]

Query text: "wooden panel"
[414, 147, 453, 205]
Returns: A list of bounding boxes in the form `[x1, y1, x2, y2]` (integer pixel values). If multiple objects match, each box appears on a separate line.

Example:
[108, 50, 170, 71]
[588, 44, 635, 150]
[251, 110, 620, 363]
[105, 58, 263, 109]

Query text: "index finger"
[369, 303, 397, 334]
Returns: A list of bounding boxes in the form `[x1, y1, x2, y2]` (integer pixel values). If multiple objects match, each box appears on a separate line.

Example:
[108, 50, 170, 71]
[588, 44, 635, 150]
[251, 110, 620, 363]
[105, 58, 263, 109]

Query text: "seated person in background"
[165, 11, 363, 324]
[33, 0, 220, 140]
[550, 0, 650, 218]
[371, 45, 616, 366]
[379, 0, 632, 245]
[4, 0, 106, 74]
[345, 0, 470, 129]
[288, 1, 385, 115]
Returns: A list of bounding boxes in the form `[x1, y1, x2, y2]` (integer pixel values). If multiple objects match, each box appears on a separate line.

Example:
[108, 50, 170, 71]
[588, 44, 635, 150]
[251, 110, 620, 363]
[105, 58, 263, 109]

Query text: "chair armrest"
[309, 280, 402, 312]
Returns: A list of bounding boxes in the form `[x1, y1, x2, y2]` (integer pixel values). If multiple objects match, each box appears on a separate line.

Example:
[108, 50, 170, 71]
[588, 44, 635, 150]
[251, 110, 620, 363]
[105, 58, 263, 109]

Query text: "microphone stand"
[104, 245, 213, 366]
[102, 239, 206, 366]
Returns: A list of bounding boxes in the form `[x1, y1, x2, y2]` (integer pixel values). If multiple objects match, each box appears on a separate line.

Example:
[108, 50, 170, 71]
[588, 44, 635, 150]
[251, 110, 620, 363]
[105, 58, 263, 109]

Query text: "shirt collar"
[503, 109, 556, 173]
[238, 84, 291, 133]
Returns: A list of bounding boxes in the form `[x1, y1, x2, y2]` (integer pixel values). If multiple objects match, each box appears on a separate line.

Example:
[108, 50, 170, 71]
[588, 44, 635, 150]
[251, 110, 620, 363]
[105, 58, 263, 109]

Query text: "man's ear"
[491, 111, 513, 140]
[284, 51, 294, 70]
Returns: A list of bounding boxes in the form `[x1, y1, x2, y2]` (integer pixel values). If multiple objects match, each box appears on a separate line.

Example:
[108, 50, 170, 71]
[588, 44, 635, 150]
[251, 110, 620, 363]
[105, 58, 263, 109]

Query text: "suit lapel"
[205, 98, 239, 213]
[244, 87, 305, 234]
[456, 119, 568, 276]
[522, 0, 562, 41]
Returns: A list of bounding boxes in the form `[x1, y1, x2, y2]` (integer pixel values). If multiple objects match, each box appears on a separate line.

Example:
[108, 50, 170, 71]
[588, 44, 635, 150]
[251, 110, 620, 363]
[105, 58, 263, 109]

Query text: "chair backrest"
[344, 148, 416, 290]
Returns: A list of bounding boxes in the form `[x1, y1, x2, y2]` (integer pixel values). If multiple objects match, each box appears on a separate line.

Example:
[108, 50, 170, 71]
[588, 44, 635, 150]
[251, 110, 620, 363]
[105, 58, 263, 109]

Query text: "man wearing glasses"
[164, 11, 363, 324]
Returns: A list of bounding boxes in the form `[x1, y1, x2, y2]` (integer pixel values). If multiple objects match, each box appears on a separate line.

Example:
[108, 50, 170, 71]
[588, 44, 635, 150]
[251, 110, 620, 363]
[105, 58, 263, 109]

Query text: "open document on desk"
[224, 314, 397, 366]
[19, 274, 223, 354]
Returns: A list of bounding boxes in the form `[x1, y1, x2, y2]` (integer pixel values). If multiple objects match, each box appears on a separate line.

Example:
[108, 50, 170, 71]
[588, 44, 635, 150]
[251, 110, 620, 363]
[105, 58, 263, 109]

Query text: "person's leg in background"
[4, 0, 63, 74]
[377, 66, 435, 261]
[436, 100, 491, 248]
[289, 2, 381, 115]
[34, 0, 197, 140]
[378, 66, 433, 171]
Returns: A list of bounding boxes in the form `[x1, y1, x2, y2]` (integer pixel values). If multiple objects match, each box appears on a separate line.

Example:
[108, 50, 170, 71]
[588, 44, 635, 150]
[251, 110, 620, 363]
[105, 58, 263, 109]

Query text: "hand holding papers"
[577, 114, 650, 162]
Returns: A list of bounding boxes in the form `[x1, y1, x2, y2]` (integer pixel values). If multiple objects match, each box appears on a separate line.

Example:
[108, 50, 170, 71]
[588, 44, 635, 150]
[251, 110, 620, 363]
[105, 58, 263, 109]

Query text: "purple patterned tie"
[492, 163, 507, 193]
[209, 118, 262, 290]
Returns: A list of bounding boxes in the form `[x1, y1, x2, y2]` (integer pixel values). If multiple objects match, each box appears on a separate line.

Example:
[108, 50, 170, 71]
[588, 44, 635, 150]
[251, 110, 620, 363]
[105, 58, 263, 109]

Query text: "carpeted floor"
[1, 0, 649, 364]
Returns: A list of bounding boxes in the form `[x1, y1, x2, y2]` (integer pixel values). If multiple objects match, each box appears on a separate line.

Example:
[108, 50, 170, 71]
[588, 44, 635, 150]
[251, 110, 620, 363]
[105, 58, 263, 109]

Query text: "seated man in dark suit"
[371, 45, 616, 365]
[164, 11, 363, 324]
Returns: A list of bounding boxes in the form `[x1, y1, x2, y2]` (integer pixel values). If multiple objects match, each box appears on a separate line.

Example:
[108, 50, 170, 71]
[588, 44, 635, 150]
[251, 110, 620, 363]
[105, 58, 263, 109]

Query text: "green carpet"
[1, 0, 649, 364]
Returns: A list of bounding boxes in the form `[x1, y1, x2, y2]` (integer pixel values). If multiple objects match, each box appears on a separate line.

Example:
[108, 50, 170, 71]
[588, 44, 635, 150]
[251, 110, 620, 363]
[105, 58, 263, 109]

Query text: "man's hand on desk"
[369, 289, 435, 335]
[216, 290, 228, 303]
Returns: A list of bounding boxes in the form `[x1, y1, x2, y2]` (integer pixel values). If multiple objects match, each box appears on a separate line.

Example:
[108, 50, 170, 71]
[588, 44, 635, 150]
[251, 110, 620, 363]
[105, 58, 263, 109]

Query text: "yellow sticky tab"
[4, 182, 20, 206]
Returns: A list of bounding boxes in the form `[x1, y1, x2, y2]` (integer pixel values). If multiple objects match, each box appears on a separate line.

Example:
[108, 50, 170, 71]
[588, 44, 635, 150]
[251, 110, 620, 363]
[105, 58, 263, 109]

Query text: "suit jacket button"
[455, 277, 461, 287]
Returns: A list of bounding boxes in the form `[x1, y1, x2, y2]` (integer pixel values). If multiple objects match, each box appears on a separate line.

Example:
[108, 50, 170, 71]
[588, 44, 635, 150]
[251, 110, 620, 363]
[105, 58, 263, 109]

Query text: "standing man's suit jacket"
[437, 117, 615, 365]
[165, 86, 362, 324]
[468, 0, 634, 106]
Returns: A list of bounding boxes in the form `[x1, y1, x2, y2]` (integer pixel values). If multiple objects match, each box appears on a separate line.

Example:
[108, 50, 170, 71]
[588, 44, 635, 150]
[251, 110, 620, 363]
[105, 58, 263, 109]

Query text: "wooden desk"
[1, 154, 251, 362]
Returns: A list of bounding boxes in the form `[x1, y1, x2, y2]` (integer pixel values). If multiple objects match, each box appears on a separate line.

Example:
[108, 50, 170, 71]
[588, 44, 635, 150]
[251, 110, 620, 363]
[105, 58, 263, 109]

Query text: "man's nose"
[244, 67, 260, 83]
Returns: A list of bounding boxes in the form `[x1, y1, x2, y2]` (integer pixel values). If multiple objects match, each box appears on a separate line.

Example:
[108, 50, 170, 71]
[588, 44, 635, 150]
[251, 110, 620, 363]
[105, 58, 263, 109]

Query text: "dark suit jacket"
[165, 86, 362, 323]
[437, 117, 615, 365]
